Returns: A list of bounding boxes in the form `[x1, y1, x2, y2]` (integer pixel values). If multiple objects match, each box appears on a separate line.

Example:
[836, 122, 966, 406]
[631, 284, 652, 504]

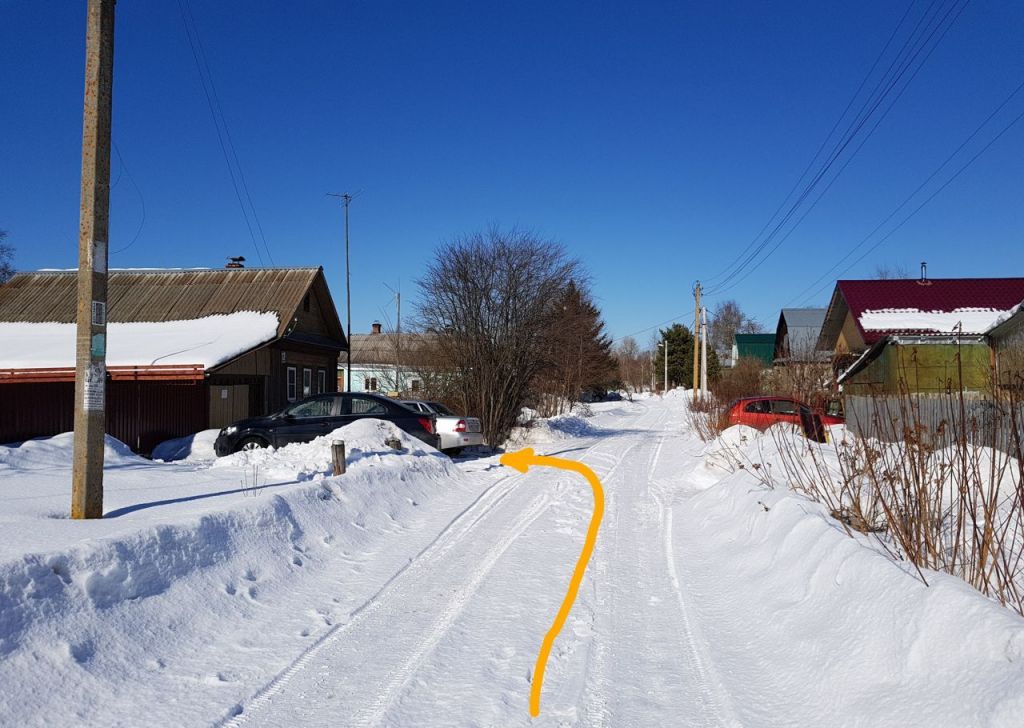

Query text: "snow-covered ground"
[2, 395, 1024, 726]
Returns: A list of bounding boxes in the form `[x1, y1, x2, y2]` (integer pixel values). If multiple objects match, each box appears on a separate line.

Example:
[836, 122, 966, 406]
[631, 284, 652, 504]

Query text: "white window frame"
[365, 376, 378, 392]
[286, 366, 297, 402]
[302, 368, 312, 398]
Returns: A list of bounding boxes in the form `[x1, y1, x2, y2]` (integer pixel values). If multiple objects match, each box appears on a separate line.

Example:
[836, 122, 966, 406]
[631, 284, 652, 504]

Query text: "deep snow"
[2, 397, 1024, 726]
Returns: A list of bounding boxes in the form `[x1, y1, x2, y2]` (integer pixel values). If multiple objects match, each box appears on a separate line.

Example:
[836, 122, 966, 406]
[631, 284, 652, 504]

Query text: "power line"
[788, 77, 1024, 305]
[110, 142, 147, 255]
[176, 0, 274, 266]
[703, 0, 969, 297]
[797, 100, 1024, 304]
[702, 0, 918, 287]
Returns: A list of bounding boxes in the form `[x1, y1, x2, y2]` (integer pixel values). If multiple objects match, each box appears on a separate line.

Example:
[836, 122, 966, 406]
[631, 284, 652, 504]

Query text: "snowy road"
[220, 399, 743, 727]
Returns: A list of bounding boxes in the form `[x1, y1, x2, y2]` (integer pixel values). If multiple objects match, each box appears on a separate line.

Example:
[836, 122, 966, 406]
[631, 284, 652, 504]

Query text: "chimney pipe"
[920, 261, 927, 281]
[371, 321, 382, 335]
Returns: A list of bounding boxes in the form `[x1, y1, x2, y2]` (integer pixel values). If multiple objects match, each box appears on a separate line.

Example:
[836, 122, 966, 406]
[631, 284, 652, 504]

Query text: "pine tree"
[652, 323, 720, 390]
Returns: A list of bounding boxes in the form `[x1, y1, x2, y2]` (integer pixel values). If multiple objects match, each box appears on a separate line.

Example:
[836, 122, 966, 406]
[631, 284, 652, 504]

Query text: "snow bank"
[509, 411, 608, 447]
[675, 466, 1024, 726]
[151, 429, 220, 462]
[214, 418, 449, 480]
[0, 432, 143, 469]
[0, 311, 279, 369]
[0, 421, 472, 725]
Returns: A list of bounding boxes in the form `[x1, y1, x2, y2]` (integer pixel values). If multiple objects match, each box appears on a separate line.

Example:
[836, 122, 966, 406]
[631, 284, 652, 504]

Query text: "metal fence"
[844, 393, 1024, 454]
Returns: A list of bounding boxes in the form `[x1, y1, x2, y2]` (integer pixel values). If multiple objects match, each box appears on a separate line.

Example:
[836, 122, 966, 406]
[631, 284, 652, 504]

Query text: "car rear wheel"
[236, 436, 268, 453]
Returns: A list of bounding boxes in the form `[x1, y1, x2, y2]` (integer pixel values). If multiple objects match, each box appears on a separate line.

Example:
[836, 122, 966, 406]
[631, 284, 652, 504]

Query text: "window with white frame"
[365, 376, 378, 391]
[286, 366, 297, 402]
[410, 379, 421, 392]
[303, 368, 312, 397]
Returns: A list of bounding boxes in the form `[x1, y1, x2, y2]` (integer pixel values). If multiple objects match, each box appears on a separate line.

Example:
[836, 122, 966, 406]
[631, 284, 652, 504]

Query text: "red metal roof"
[820, 278, 1024, 349]
[841, 278, 1024, 344]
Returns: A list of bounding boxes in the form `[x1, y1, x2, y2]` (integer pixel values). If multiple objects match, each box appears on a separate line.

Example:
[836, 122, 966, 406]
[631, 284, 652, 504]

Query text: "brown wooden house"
[0, 267, 347, 453]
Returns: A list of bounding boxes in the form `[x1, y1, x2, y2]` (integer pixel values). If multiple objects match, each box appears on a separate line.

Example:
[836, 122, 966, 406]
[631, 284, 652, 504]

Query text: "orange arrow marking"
[500, 446, 605, 718]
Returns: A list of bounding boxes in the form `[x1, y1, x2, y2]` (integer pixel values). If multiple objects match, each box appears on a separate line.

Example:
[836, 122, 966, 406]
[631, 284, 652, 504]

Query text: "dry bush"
[764, 361, 834, 408]
[712, 357, 767, 405]
[759, 378, 1024, 615]
[686, 394, 729, 442]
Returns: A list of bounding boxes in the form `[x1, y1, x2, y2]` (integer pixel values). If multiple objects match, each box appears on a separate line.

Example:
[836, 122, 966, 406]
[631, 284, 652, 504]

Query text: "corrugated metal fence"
[1, 380, 208, 454]
[845, 393, 1024, 454]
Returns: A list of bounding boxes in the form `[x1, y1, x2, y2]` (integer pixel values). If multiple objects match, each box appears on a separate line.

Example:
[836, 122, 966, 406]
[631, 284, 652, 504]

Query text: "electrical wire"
[788, 77, 1024, 305]
[797, 101, 1024, 305]
[176, 0, 274, 266]
[702, 0, 968, 298]
[110, 142, 147, 255]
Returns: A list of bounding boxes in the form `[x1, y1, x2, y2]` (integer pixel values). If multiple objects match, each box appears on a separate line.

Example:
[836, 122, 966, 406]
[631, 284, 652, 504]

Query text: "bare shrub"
[758, 378, 1024, 614]
[764, 361, 834, 408]
[712, 357, 766, 405]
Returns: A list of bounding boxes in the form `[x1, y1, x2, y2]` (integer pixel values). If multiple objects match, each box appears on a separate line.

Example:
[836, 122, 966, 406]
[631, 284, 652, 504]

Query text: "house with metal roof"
[817, 277, 1024, 394]
[339, 321, 438, 395]
[731, 333, 775, 366]
[0, 267, 347, 452]
[773, 308, 827, 363]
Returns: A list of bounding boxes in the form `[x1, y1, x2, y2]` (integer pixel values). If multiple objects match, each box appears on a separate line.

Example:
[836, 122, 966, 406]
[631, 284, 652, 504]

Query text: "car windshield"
[428, 402, 455, 416]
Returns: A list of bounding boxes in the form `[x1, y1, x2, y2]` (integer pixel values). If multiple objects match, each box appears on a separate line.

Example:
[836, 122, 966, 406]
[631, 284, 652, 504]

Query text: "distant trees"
[873, 263, 910, 280]
[652, 323, 720, 390]
[708, 300, 761, 355]
[417, 227, 589, 446]
[0, 230, 13, 284]
[615, 336, 653, 394]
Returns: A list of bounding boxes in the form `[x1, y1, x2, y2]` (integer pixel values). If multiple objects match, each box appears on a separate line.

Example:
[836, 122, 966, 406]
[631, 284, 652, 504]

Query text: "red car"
[725, 396, 844, 441]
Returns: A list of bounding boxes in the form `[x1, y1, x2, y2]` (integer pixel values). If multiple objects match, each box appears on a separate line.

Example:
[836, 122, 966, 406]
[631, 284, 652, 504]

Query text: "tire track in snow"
[574, 403, 672, 726]
[369, 428, 651, 725]
[349, 491, 552, 726]
[578, 424, 667, 727]
[221, 408, 651, 727]
[217, 470, 526, 727]
[659, 475, 742, 726]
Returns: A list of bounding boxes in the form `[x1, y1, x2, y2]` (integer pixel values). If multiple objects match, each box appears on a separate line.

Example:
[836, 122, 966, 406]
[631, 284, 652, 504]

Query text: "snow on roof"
[859, 307, 1013, 335]
[0, 311, 279, 369]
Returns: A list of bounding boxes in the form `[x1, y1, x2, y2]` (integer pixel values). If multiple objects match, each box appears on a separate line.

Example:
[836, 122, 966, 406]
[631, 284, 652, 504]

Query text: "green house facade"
[732, 334, 776, 366]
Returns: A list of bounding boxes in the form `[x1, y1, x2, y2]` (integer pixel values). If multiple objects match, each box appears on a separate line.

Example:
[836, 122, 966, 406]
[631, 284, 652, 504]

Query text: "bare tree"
[416, 228, 579, 446]
[615, 336, 644, 394]
[708, 300, 762, 354]
[0, 230, 13, 284]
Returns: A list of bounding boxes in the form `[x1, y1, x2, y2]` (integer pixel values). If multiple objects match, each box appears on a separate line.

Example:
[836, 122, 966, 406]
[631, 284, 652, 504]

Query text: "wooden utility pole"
[692, 281, 701, 401]
[72, 0, 116, 519]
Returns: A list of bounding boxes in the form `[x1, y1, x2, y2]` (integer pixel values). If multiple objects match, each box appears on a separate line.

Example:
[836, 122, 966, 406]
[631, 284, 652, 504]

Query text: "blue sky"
[2, 1, 1023, 343]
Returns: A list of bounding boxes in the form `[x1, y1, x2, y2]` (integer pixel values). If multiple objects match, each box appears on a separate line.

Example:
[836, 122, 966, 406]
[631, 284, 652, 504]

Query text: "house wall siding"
[844, 343, 991, 395]
[835, 312, 865, 355]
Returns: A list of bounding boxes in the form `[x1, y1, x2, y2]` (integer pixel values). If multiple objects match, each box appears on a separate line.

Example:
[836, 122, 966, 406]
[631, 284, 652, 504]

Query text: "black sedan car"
[213, 392, 439, 456]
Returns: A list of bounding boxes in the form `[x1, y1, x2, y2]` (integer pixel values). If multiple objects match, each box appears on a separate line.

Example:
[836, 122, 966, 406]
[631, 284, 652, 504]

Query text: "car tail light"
[418, 417, 434, 434]
[454, 419, 467, 433]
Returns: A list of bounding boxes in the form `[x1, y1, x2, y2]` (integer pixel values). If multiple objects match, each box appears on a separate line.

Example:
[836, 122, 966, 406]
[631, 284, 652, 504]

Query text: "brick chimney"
[371, 321, 382, 335]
